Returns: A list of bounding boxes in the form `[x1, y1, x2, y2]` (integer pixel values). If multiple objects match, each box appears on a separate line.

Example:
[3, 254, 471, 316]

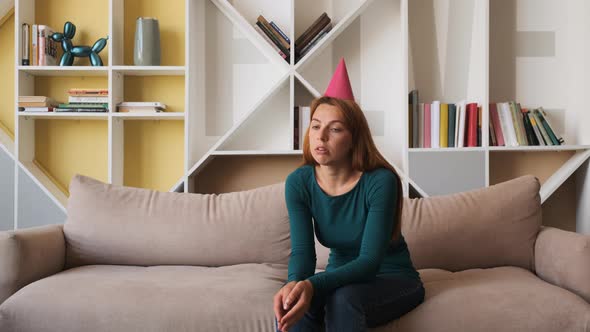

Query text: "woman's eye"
[331, 128, 342, 132]
[311, 125, 319, 130]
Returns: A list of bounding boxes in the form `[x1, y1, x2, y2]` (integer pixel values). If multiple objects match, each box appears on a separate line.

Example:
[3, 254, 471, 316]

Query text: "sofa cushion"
[64, 174, 291, 268]
[401, 175, 542, 272]
[1, 266, 588, 332]
[0, 264, 288, 332]
[383, 267, 590, 332]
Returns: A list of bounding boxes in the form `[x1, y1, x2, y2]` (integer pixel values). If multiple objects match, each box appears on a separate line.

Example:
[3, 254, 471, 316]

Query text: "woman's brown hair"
[301, 96, 403, 242]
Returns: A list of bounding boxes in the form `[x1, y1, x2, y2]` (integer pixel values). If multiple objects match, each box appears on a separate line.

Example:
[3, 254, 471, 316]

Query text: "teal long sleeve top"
[285, 165, 421, 297]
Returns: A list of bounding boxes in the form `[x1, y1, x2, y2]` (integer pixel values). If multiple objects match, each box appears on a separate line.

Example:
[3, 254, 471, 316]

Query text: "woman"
[273, 59, 424, 332]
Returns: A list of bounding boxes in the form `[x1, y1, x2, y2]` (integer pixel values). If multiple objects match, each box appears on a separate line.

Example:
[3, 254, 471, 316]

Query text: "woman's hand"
[274, 281, 296, 331]
[278, 280, 314, 332]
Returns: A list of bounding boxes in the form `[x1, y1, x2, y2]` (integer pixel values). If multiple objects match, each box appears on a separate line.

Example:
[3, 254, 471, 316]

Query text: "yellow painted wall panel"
[124, 76, 184, 112]
[36, 0, 109, 66]
[124, 120, 184, 192]
[0, 13, 15, 139]
[35, 119, 108, 195]
[124, 0, 185, 66]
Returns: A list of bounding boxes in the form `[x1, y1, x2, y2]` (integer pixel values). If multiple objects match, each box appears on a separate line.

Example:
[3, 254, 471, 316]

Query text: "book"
[117, 107, 163, 113]
[298, 24, 332, 59]
[299, 106, 310, 150]
[22, 23, 30, 65]
[424, 102, 431, 148]
[439, 103, 448, 147]
[21, 107, 54, 112]
[254, 25, 288, 59]
[528, 112, 546, 145]
[69, 96, 109, 103]
[448, 103, 456, 147]
[409, 90, 419, 148]
[466, 103, 478, 147]
[431, 101, 440, 148]
[32, 24, 38, 66]
[531, 108, 552, 145]
[38, 25, 58, 66]
[55, 108, 108, 112]
[257, 15, 290, 50]
[489, 103, 505, 146]
[537, 107, 564, 145]
[457, 100, 466, 147]
[256, 21, 290, 58]
[295, 13, 330, 55]
[270, 21, 290, 44]
[68, 88, 109, 96]
[117, 102, 166, 109]
[418, 103, 425, 148]
[58, 103, 108, 109]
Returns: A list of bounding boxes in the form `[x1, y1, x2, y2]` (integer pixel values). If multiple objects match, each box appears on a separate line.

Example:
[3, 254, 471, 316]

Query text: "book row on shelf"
[21, 23, 59, 66]
[408, 90, 565, 149]
[18, 89, 167, 113]
[254, 12, 332, 63]
[408, 90, 482, 148]
[489, 103, 563, 147]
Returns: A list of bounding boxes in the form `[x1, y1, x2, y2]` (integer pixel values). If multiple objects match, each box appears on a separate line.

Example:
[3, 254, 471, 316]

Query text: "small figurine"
[51, 21, 108, 66]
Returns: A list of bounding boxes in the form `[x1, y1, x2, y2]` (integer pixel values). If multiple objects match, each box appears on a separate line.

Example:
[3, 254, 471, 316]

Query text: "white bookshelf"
[407, 0, 590, 232]
[8, 0, 590, 232]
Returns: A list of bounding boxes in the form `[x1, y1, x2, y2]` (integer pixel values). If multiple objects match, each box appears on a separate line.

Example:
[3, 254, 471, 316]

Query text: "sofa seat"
[0, 263, 288, 332]
[2, 264, 588, 332]
[385, 266, 590, 332]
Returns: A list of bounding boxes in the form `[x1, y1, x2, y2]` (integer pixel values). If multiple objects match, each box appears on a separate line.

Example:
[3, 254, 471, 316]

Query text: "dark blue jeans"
[275, 274, 425, 332]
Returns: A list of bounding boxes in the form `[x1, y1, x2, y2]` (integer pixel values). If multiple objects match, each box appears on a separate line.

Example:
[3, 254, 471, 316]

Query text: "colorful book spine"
[439, 103, 448, 148]
[270, 21, 290, 44]
[424, 103, 431, 148]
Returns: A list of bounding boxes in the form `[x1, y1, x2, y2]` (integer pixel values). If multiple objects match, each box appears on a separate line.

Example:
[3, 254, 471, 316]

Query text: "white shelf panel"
[18, 112, 109, 120]
[111, 112, 185, 120]
[19, 161, 68, 211]
[489, 145, 590, 152]
[209, 0, 290, 71]
[18, 66, 108, 76]
[540, 149, 590, 204]
[409, 147, 486, 153]
[211, 150, 302, 156]
[294, 0, 376, 71]
[112, 66, 186, 76]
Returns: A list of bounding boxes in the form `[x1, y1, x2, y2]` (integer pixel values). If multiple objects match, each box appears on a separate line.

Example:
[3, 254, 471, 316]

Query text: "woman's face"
[309, 103, 353, 167]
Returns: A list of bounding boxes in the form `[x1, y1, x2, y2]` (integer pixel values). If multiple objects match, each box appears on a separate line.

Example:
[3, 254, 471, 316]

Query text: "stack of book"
[489, 102, 564, 146]
[18, 96, 57, 112]
[293, 106, 311, 150]
[116, 102, 166, 113]
[294, 12, 333, 62]
[408, 90, 482, 148]
[21, 23, 59, 66]
[254, 15, 291, 63]
[56, 88, 109, 112]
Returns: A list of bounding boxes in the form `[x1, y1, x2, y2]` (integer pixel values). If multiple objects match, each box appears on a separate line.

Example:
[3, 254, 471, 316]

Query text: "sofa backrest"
[401, 175, 542, 272]
[65, 173, 541, 273]
[64, 175, 292, 268]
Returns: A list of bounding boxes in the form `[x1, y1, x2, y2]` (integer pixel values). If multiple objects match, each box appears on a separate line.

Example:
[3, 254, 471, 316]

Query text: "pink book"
[424, 103, 431, 148]
[489, 103, 505, 146]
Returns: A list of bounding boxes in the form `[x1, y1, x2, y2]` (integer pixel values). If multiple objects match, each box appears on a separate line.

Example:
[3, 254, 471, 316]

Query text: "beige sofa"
[1, 174, 589, 331]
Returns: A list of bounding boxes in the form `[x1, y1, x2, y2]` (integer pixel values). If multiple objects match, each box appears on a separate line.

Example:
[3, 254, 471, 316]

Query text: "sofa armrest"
[534, 226, 590, 303]
[0, 224, 66, 305]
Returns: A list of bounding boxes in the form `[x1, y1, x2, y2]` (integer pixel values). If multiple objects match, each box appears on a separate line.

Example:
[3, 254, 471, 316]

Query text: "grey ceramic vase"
[134, 17, 161, 66]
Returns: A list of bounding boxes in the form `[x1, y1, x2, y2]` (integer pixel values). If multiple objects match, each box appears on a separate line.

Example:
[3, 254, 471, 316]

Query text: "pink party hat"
[324, 58, 355, 101]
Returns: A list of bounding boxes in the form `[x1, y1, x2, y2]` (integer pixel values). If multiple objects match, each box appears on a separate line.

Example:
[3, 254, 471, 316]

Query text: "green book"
[58, 103, 108, 109]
